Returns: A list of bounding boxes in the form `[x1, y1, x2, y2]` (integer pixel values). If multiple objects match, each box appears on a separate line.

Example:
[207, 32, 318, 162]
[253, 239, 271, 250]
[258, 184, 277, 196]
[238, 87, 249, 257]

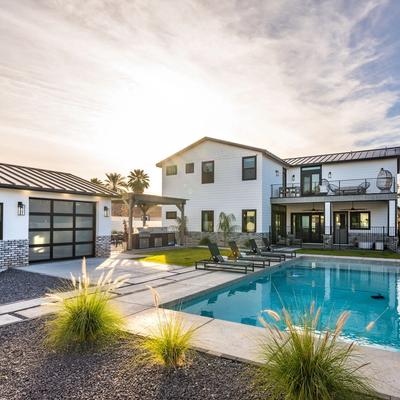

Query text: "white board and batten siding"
[161, 140, 284, 233]
[0, 188, 111, 241]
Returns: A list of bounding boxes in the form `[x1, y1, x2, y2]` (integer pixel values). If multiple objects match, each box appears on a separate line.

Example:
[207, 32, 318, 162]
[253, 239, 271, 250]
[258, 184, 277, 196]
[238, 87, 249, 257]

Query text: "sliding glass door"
[301, 166, 321, 196]
[291, 213, 324, 243]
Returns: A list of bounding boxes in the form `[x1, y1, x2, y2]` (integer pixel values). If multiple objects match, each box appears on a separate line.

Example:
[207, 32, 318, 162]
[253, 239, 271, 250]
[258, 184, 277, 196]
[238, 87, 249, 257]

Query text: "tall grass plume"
[45, 257, 129, 349]
[256, 302, 377, 400]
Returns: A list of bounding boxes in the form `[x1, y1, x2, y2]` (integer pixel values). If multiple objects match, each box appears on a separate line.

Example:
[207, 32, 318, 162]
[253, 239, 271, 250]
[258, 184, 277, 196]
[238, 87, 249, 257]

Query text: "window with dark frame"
[166, 211, 177, 219]
[201, 210, 214, 232]
[350, 211, 370, 230]
[166, 165, 177, 176]
[0, 203, 3, 240]
[202, 161, 214, 184]
[185, 163, 194, 174]
[242, 156, 257, 180]
[242, 209, 256, 233]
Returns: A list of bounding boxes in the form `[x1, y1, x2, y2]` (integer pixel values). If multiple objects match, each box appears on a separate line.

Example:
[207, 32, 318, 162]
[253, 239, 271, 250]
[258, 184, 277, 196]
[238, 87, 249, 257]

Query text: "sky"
[1, 0, 399, 192]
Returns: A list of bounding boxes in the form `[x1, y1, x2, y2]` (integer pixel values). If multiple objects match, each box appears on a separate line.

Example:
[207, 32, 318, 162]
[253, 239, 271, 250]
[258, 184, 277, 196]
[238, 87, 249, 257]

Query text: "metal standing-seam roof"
[0, 163, 118, 197]
[284, 146, 400, 166]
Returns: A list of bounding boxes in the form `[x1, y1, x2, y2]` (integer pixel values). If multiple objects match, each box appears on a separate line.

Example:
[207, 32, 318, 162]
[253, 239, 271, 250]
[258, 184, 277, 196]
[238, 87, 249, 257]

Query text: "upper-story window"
[202, 161, 214, 184]
[166, 165, 177, 176]
[301, 165, 321, 196]
[242, 156, 257, 180]
[185, 163, 194, 174]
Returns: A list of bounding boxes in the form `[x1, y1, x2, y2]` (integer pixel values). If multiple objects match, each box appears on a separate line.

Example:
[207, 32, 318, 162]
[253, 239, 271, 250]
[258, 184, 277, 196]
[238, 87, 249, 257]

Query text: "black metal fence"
[269, 225, 397, 250]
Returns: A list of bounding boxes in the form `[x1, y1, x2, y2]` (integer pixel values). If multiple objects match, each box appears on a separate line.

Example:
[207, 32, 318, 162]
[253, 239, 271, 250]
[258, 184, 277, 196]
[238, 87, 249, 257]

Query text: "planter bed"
[0, 269, 69, 304]
[0, 318, 268, 400]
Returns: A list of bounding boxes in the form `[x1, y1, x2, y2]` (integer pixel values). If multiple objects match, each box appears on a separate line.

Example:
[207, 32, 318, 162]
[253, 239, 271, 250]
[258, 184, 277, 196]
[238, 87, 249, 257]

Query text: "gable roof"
[156, 136, 288, 167]
[0, 163, 118, 197]
[284, 146, 400, 166]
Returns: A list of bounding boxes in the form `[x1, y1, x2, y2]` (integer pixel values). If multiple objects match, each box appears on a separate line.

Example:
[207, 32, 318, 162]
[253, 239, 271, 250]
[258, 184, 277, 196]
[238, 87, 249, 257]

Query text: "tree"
[218, 212, 237, 246]
[104, 173, 127, 193]
[90, 178, 104, 186]
[127, 169, 150, 194]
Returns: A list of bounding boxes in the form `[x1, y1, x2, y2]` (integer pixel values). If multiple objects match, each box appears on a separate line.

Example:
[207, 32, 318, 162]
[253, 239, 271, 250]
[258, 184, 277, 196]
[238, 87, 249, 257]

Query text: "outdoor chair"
[228, 241, 271, 267]
[246, 239, 285, 261]
[195, 243, 255, 274]
[261, 237, 297, 258]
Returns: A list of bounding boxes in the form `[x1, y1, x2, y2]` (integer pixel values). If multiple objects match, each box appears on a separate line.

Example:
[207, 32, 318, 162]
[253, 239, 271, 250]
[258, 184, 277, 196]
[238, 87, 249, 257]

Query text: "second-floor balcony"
[271, 177, 397, 199]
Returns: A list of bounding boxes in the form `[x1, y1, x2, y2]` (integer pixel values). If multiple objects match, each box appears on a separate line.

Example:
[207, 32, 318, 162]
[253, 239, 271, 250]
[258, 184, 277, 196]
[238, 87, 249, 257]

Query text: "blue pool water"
[171, 257, 400, 351]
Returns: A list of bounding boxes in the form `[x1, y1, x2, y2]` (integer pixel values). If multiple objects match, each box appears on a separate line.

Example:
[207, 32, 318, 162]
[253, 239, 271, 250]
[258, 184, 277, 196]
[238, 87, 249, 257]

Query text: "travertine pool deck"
[1, 252, 400, 399]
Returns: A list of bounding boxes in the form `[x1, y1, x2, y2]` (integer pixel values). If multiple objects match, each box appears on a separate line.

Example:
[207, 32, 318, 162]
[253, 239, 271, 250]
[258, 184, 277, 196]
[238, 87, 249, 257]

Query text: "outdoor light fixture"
[292, 174, 295, 182]
[328, 171, 332, 179]
[17, 201, 25, 216]
[275, 170, 279, 177]
[104, 206, 110, 217]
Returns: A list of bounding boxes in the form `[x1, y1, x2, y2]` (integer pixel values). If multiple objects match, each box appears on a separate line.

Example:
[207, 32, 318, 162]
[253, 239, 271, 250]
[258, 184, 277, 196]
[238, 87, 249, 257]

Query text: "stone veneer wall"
[184, 231, 265, 247]
[95, 235, 112, 257]
[0, 239, 29, 269]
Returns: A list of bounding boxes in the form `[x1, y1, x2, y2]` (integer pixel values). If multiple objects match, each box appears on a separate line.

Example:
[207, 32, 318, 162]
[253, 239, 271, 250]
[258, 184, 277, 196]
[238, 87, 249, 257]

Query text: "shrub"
[140, 287, 196, 367]
[46, 258, 129, 349]
[199, 236, 211, 245]
[257, 303, 376, 400]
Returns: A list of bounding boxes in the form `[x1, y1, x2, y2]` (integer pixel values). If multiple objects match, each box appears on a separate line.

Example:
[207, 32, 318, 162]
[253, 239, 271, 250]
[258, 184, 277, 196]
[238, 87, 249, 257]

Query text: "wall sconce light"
[292, 174, 296, 182]
[275, 170, 279, 177]
[17, 201, 25, 216]
[104, 206, 110, 217]
[328, 172, 332, 179]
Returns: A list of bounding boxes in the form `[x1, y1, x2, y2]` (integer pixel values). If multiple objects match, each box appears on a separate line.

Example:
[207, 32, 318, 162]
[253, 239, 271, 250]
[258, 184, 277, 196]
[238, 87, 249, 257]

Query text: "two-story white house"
[157, 137, 399, 250]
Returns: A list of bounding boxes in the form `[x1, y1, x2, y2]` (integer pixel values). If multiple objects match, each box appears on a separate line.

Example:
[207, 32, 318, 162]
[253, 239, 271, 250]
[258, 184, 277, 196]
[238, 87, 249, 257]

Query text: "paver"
[0, 314, 23, 326]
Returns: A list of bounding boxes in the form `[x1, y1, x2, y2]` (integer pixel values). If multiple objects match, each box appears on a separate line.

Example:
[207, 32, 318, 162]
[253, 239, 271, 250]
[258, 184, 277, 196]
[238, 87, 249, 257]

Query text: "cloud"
[0, 0, 399, 190]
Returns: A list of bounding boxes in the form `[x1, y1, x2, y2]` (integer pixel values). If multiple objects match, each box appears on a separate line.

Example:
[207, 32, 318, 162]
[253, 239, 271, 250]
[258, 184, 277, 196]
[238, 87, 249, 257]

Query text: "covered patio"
[121, 193, 187, 250]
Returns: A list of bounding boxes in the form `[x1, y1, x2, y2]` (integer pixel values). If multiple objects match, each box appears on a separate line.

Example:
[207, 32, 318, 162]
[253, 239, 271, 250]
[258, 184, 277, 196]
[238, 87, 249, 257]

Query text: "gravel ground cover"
[0, 269, 69, 304]
[0, 318, 269, 400]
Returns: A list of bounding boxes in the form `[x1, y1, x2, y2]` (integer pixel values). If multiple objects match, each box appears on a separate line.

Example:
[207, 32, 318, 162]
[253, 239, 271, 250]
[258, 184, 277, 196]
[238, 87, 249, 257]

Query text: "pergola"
[121, 193, 187, 250]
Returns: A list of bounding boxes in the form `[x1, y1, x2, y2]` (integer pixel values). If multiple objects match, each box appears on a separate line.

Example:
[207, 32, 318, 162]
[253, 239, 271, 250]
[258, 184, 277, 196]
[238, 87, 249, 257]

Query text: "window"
[0, 203, 3, 240]
[242, 156, 257, 180]
[202, 161, 214, 184]
[166, 165, 177, 176]
[350, 212, 370, 230]
[201, 210, 214, 232]
[166, 211, 177, 219]
[242, 209, 256, 233]
[301, 165, 321, 195]
[185, 163, 194, 174]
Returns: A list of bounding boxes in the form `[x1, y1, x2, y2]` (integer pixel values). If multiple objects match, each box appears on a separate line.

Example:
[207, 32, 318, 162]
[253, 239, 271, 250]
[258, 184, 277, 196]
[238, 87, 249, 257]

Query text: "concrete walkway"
[1, 253, 400, 399]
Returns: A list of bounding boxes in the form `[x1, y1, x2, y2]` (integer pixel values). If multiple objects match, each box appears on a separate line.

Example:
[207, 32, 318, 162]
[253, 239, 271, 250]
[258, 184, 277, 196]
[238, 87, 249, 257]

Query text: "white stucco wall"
[160, 140, 283, 233]
[0, 188, 112, 240]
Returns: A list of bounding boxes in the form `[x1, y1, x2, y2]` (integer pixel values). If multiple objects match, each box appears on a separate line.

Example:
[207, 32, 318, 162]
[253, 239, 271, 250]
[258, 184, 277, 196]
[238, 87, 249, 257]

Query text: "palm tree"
[90, 178, 104, 186]
[104, 173, 127, 193]
[218, 212, 238, 246]
[127, 169, 150, 194]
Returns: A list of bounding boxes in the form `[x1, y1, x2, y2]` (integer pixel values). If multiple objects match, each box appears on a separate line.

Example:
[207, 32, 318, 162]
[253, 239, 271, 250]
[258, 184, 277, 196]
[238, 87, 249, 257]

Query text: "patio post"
[177, 202, 185, 246]
[128, 196, 133, 250]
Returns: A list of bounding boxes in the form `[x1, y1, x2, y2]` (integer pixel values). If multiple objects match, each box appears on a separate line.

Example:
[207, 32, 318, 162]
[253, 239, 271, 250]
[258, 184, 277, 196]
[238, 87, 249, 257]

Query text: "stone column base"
[0, 239, 29, 269]
[95, 235, 112, 257]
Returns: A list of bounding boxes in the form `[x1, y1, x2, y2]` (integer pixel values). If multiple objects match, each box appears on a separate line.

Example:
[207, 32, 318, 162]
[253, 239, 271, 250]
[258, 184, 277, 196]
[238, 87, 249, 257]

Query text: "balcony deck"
[271, 177, 397, 204]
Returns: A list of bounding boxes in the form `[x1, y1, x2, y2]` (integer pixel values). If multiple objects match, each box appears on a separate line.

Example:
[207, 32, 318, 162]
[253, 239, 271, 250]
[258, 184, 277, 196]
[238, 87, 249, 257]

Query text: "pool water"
[171, 257, 400, 351]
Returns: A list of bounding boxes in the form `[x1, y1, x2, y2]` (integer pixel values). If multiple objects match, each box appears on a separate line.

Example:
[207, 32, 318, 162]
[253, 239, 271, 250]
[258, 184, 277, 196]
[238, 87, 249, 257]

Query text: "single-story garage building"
[0, 163, 117, 268]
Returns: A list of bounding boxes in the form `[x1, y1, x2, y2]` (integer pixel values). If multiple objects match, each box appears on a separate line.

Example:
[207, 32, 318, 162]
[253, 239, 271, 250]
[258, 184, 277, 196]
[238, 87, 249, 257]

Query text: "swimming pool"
[170, 257, 400, 351]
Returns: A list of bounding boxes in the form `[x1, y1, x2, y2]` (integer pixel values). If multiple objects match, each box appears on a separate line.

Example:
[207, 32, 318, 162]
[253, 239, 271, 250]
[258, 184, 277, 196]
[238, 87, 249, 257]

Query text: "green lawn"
[296, 248, 400, 259]
[136, 247, 231, 267]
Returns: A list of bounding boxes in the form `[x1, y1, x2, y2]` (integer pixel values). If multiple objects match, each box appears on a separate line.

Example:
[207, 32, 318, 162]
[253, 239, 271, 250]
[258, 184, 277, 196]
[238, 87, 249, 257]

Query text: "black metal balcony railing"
[271, 177, 397, 198]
